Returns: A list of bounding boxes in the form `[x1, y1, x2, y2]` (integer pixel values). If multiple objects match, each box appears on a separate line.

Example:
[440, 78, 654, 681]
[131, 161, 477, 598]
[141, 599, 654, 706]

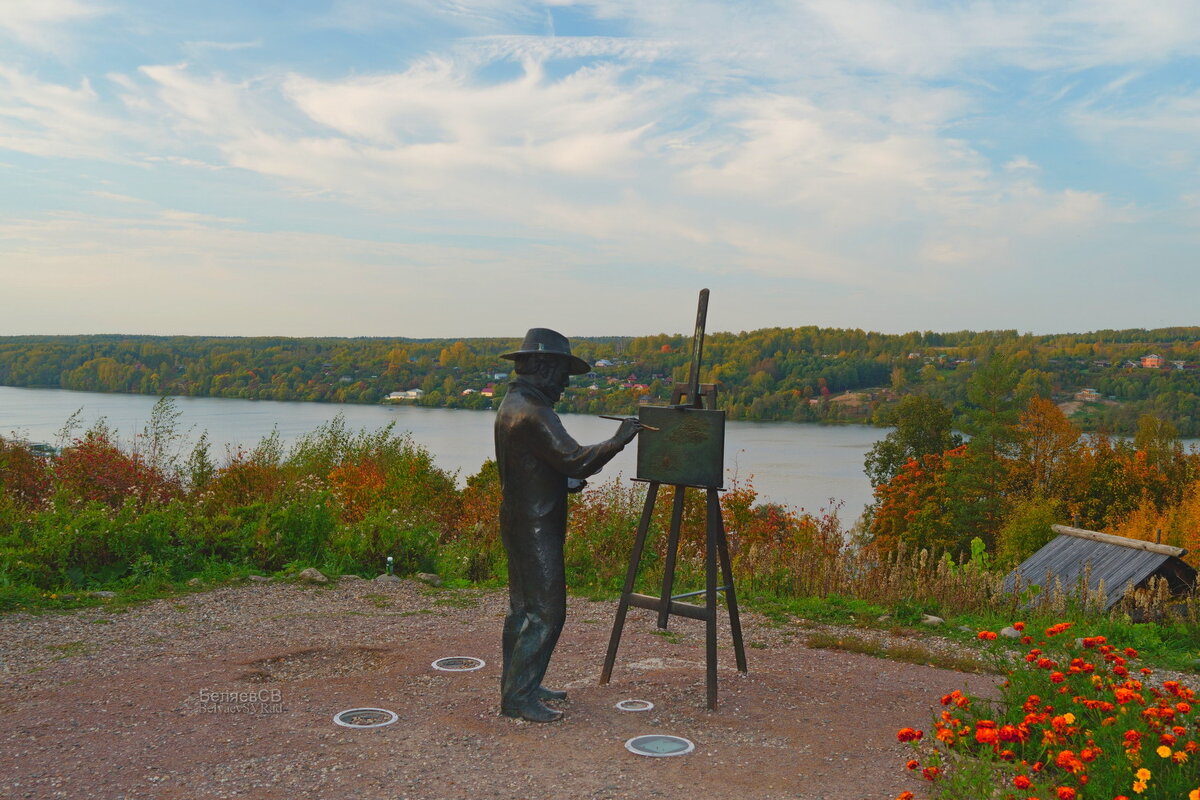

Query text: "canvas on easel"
[635, 405, 725, 489]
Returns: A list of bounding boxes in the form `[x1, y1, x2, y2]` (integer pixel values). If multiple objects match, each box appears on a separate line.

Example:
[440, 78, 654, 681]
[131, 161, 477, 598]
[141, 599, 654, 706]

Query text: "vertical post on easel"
[657, 487, 686, 630]
[685, 288, 709, 408]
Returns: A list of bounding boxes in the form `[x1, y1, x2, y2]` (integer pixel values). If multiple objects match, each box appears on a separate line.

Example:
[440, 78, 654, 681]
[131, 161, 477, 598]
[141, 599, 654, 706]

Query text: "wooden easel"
[598, 293, 747, 710]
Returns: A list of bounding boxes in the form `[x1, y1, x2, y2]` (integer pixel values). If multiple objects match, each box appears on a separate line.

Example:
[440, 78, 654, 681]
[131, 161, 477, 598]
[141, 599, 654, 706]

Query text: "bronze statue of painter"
[495, 328, 641, 722]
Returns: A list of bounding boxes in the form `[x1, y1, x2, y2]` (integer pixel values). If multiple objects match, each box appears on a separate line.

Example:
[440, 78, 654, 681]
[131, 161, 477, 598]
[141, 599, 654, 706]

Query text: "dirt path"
[0, 579, 996, 800]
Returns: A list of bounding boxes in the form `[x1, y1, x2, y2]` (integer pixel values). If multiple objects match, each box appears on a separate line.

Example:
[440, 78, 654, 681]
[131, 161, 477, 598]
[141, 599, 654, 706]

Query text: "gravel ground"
[1, 578, 1012, 800]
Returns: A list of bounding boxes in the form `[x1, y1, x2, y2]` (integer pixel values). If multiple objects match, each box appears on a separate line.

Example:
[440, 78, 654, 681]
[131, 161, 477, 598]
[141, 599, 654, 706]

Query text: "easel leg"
[705, 488, 719, 710]
[600, 482, 659, 686]
[715, 497, 748, 674]
[656, 486, 686, 630]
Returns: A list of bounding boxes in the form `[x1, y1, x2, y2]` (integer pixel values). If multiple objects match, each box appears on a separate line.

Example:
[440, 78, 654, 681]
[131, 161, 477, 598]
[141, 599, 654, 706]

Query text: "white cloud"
[184, 40, 263, 54]
[0, 0, 105, 51]
[0, 66, 134, 160]
[1004, 156, 1039, 173]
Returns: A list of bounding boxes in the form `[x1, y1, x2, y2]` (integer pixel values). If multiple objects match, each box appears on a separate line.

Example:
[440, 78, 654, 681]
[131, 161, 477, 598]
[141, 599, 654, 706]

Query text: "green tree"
[864, 395, 960, 488]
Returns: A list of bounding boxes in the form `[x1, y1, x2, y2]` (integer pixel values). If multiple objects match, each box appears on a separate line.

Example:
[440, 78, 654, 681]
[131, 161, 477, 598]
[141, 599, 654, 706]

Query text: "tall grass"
[0, 405, 1196, 669]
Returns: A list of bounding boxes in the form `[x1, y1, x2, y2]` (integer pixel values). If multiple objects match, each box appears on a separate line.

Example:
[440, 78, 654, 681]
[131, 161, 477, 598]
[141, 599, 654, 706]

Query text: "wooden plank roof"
[1003, 525, 1196, 611]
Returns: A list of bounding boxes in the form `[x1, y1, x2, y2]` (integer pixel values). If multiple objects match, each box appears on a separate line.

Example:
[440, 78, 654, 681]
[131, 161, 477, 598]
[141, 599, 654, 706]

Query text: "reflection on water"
[0, 385, 886, 519]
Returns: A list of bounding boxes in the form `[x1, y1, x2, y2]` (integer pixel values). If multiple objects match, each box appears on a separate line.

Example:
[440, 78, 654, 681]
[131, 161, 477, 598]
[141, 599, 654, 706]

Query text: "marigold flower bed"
[897, 622, 1200, 800]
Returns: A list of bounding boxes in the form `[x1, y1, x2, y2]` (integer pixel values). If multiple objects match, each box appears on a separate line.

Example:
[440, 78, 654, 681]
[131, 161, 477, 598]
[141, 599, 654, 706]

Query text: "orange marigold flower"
[1124, 647, 1138, 658]
[1046, 622, 1073, 637]
[976, 727, 999, 745]
[999, 724, 1023, 742]
[978, 630, 998, 641]
[1172, 750, 1188, 764]
[921, 766, 940, 781]
[905, 759, 919, 770]
[897, 727, 923, 742]
[1056, 786, 1076, 800]
[1013, 621, 1025, 631]
[1014, 775, 1033, 789]
[1054, 750, 1084, 773]
[1050, 671, 1066, 684]
[896, 793, 914, 800]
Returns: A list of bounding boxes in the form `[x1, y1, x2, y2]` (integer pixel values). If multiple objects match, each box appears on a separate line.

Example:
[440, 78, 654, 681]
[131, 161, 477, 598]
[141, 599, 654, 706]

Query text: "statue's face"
[532, 356, 570, 402]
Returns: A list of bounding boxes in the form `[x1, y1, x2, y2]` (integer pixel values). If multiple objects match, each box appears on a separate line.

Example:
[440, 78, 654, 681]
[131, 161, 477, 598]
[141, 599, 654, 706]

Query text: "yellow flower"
[1137, 768, 1151, 781]
[1157, 745, 1172, 758]
[1133, 780, 1147, 794]
[1063, 712, 1076, 724]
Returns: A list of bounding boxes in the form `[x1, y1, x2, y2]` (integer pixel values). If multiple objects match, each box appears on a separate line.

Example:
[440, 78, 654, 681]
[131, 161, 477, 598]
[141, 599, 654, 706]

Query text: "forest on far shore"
[2, 326, 1200, 435]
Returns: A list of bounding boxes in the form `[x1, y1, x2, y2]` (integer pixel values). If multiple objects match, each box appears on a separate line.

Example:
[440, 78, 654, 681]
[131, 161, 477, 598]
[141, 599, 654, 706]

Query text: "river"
[0, 386, 885, 520]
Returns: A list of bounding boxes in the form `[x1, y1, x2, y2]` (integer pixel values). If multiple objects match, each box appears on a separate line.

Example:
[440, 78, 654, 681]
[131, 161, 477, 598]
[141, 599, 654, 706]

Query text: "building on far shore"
[384, 389, 425, 402]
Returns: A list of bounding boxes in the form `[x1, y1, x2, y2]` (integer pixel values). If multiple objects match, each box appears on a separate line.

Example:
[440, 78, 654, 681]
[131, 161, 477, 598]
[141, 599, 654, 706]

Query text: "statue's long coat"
[494, 379, 624, 708]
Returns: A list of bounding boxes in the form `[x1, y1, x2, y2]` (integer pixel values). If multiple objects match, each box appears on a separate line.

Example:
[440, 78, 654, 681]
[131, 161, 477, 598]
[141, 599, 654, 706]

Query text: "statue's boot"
[501, 699, 563, 723]
[536, 686, 567, 701]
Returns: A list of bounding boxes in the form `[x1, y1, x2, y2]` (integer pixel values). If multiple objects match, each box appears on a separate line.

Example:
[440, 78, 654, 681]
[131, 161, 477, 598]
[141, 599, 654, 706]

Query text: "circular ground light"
[333, 708, 398, 729]
[615, 699, 655, 712]
[625, 734, 695, 757]
[431, 656, 486, 672]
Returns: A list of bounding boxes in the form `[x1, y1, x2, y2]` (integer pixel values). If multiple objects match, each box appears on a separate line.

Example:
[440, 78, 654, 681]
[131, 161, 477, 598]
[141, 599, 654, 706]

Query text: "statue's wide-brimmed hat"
[501, 328, 590, 375]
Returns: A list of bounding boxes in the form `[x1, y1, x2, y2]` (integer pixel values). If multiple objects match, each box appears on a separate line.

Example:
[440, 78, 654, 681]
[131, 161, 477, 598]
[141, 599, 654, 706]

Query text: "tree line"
[863, 359, 1200, 568]
[2, 326, 1200, 433]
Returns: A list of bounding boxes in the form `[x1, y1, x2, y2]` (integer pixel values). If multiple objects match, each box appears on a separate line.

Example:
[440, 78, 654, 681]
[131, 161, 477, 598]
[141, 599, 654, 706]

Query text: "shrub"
[0, 436, 52, 510]
[898, 622, 1200, 800]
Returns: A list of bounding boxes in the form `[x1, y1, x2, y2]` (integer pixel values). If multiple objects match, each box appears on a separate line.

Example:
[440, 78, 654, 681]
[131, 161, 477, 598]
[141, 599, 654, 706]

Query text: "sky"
[2, 1, 1199, 339]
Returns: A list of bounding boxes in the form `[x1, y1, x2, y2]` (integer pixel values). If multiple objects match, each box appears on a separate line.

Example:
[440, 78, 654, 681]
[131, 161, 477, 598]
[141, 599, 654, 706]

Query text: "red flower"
[1056, 787, 1076, 800]
[1014, 775, 1032, 789]
[921, 766, 940, 781]
[897, 727, 923, 742]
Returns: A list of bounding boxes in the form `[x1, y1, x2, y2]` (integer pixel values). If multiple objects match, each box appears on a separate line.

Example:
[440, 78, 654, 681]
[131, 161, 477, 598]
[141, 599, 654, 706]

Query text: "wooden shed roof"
[1003, 525, 1197, 611]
